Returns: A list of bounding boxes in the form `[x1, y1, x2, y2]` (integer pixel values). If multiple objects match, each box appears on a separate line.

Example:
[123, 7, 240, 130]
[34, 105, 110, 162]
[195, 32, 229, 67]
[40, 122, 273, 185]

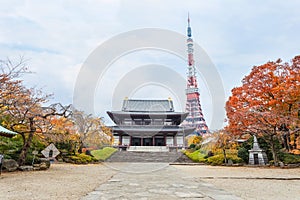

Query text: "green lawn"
[91, 147, 117, 161]
[185, 149, 207, 162]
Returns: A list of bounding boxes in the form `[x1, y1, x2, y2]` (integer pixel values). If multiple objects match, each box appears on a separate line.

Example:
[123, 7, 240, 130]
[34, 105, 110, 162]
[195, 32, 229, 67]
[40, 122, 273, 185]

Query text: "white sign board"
[41, 143, 60, 158]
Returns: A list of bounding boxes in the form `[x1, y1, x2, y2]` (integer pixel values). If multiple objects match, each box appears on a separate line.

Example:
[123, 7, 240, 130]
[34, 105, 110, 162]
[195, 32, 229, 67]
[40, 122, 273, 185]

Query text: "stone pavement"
[81, 163, 242, 200]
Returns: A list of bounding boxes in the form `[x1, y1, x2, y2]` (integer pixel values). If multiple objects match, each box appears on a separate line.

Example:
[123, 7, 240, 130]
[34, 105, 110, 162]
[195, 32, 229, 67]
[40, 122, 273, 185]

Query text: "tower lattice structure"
[182, 16, 208, 135]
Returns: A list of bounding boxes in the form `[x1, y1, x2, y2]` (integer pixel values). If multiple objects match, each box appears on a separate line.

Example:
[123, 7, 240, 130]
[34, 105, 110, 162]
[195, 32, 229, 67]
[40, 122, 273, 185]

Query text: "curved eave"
[0, 132, 17, 138]
[110, 125, 195, 135]
[0, 126, 18, 138]
[107, 111, 188, 125]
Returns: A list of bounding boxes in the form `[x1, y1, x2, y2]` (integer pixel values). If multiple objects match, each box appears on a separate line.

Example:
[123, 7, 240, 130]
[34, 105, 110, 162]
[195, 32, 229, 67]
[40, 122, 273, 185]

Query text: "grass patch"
[91, 147, 117, 161]
[184, 149, 207, 162]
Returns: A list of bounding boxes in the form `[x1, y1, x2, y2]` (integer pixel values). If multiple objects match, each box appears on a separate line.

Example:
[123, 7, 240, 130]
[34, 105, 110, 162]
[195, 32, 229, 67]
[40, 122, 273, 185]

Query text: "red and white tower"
[183, 15, 208, 135]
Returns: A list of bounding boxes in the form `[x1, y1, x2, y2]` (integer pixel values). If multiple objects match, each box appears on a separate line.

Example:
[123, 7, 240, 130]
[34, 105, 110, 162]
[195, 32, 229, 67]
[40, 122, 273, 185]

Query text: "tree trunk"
[78, 140, 84, 154]
[18, 131, 34, 166]
[223, 148, 227, 164]
[286, 132, 292, 151]
[282, 132, 290, 152]
[18, 118, 35, 166]
[292, 133, 298, 150]
[269, 134, 279, 165]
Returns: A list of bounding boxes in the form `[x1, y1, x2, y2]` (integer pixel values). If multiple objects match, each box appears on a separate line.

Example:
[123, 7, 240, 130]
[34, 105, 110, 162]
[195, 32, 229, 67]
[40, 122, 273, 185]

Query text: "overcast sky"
[1, 0, 299, 129]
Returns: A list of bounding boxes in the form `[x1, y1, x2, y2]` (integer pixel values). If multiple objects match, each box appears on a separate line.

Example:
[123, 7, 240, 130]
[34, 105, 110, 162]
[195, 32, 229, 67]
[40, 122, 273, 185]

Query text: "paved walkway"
[81, 163, 242, 200]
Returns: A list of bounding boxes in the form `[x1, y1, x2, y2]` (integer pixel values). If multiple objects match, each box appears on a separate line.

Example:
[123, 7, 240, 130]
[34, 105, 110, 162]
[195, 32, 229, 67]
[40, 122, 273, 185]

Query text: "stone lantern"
[248, 135, 268, 165]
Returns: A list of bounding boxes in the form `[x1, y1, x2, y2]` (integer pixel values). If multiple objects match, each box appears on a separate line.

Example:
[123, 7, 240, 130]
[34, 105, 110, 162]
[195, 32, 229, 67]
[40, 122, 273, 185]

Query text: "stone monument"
[249, 135, 268, 165]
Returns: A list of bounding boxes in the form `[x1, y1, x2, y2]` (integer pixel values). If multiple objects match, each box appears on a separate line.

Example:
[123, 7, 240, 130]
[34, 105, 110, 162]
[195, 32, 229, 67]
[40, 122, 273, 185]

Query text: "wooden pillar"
[164, 135, 167, 146]
[129, 136, 132, 146]
[152, 136, 155, 146]
[119, 135, 122, 146]
[141, 137, 143, 146]
[173, 134, 177, 146]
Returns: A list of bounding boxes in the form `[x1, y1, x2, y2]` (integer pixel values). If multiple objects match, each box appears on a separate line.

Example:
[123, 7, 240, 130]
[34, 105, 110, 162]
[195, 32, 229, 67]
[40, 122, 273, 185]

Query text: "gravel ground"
[175, 165, 300, 200]
[0, 163, 116, 200]
[0, 163, 299, 200]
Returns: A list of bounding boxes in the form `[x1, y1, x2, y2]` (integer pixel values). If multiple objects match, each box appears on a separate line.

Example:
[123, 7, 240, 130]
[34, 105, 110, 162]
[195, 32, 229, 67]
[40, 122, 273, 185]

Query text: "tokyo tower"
[182, 15, 208, 135]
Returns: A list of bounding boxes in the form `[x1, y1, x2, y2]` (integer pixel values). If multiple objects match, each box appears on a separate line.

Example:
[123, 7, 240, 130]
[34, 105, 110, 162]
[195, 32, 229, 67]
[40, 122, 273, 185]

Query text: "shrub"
[204, 151, 214, 159]
[85, 149, 92, 156]
[207, 151, 214, 157]
[279, 153, 300, 164]
[189, 144, 196, 149]
[0, 135, 46, 164]
[207, 154, 224, 165]
[194, 145, 201, 150]
[227, 154, 244, 163]
[207, 154, 244, 165]
[69, 153, 98, 164]
[0, 135, 23, 160]
[237, 147, 249, 163]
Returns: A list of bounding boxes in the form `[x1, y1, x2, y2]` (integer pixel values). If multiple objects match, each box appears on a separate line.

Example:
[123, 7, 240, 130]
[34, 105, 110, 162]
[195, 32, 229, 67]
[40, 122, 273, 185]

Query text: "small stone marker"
[248, 135, 268, 165]
[41, 143, 60, 160]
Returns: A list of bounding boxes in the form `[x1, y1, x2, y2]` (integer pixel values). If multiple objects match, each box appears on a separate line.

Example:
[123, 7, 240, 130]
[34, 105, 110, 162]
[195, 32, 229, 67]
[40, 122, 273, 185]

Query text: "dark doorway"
[155, 138, 165, 146]
[131, 137, 141, 146]
[49, 150, 53, 158]
[254, 154, 259, 165]
[143, 138, 153, 146]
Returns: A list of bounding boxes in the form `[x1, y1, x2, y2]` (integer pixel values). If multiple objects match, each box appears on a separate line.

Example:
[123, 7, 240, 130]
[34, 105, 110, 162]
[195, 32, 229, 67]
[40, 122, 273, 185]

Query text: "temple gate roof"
[122, 99, 174, 112]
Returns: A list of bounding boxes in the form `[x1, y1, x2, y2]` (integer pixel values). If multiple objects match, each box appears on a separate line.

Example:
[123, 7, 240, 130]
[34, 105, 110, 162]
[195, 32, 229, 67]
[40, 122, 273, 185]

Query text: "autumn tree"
[210, 130, 236, 164]
[226, 56, 300, 164]
[0, 58, 71, 165]
[187, 135, 202, 148]
[71, 109, 112, 151]
[42, 115, 80, 154]
[0, 58, 29, 113]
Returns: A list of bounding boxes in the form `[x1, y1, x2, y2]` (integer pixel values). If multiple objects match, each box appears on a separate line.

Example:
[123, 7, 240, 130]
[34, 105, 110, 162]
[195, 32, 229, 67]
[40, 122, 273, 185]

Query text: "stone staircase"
[127, 146, 169, 152]
[105, 151, 188, 163]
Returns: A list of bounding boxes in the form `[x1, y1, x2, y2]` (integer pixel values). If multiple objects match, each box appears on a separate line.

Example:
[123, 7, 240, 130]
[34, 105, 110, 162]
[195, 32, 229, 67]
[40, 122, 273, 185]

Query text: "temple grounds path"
[0, 163, 299, 199]
[176, 165, 300, 200]
[0, 163, 116, 200]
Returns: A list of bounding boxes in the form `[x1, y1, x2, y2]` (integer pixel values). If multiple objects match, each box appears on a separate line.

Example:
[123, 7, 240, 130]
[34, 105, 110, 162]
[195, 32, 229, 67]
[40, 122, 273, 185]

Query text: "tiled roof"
[0, 125, 18, 138]
[122, 99, 174, 112]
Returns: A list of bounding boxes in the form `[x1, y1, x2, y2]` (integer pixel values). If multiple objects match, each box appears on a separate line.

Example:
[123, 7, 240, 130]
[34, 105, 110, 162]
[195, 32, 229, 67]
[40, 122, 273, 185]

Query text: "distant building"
[107, 98, 194, 150]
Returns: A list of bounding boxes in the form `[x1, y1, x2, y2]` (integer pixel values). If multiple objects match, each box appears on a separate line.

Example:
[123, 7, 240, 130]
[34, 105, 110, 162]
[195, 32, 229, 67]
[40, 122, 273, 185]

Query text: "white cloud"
[1, 0, 299, 129]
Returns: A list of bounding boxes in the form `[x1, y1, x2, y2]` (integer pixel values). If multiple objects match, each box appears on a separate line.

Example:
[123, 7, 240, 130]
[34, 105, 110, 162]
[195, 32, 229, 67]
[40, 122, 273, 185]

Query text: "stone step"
[127, 146, 169, 152]
[105, 151, 185, 163]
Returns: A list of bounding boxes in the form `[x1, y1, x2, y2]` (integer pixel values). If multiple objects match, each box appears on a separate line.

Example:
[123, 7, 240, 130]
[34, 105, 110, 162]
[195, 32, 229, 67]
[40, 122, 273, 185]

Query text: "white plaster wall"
[176, 136, 183, 146]
[113, 136, 119, 145]
[166, 137, 174, 146]
[122, 136, 130, 145]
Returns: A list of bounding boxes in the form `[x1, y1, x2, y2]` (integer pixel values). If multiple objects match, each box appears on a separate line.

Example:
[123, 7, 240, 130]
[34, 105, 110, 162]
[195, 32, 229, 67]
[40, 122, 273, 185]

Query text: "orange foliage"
[226, 56, 300, 163]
